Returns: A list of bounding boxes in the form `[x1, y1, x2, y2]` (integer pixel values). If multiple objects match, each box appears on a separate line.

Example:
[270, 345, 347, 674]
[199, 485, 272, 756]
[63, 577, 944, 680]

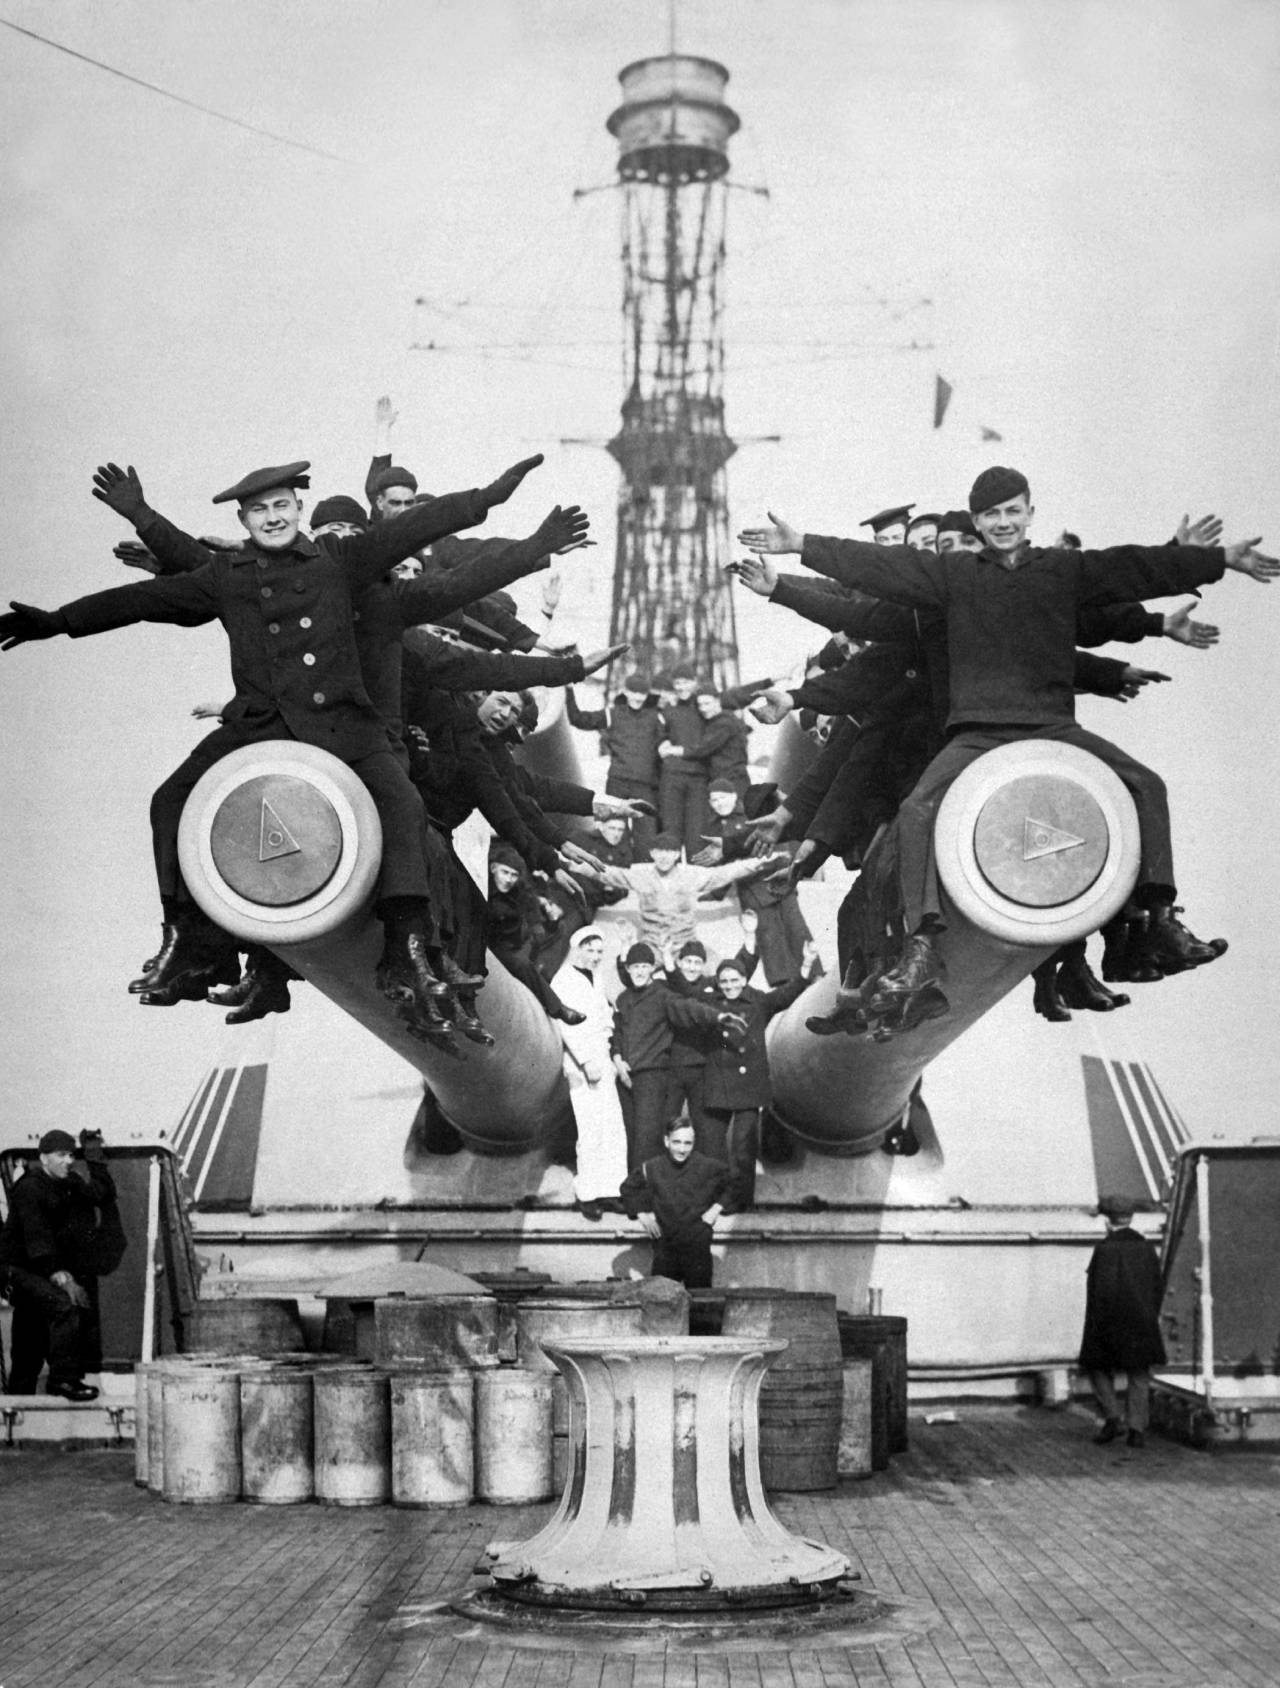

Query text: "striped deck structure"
[2, 1403, 1277, 1686]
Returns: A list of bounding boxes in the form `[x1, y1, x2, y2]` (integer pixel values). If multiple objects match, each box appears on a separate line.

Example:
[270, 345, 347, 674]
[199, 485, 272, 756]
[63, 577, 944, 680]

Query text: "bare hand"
[740, 907, 758, 935]
[594, 796, 656, 820]
[485, 454, 544, 507]
[1118, 666, 1171, 699]
[531, 503, 588, 555]
[748, 687, 794, 725]
[541, 573, 563, 615]
[690, 843, 722, 867]
[561, 839, 607, 874]
[746, 808, 789, 855]
[613, 1056, 633, 1090]
[1162, 602, 1219, 648]
[0, 602, 62, 651]
[1224, 538, 1280, 581]
[737, 511, 803, 555]
[375, 394, 398, 431]
[197, 533, 244, 552]
[581, 643, 630, 677]
[114, 540, 161, 574]
[191, 702, 225, 721]
[1176, 512, 1223, 548]
[727, 554, 778, 596]
[91, 462, 149, 523]
[640, 1212, 661, 1238]
[553, 867, 590, 908]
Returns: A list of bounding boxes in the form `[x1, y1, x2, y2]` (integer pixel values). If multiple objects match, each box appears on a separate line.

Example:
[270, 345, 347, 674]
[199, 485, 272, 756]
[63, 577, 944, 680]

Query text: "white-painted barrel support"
[768, 742, 1142, 1154]
[176, 741, 568, 1154]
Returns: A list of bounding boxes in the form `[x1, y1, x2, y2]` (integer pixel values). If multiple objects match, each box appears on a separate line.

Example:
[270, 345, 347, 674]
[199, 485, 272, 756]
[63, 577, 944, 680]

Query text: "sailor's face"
[677, 954, 704, 982]
[490, 863, 520, 894]
[599, 819, 627, 846]
[477, 692, 523, 735]
[312, 521, 364, 540]
[627, 960, 655, 988]
[874, 522, 906, 547]
[576, 936, 604, 968]
[974, 495, 1033, 553]
[651, 847, 680, 874]
[717, 966, 747, 1001]
[695, 693, 721, 718]
[937, 530, 983, 555]
[708, 790, 737, 817]
[907, 523, 938, 553]
[391, 557, 423, 580]
[41, 1150, 74, 1180]
[665, 1126, 696, 1164]
[377, 486, 416, 519]
[239, 489, 302, 550]
[673, 677, 698, 701]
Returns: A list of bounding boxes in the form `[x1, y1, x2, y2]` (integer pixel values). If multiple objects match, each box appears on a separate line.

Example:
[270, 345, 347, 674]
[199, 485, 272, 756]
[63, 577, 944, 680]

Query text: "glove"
[0, 602, 65, 650]
[91, 462, 150, 523]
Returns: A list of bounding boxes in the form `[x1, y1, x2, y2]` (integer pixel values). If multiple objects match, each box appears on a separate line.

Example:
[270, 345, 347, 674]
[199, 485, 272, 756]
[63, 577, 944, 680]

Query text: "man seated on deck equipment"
[739, 465, 1278, 1031]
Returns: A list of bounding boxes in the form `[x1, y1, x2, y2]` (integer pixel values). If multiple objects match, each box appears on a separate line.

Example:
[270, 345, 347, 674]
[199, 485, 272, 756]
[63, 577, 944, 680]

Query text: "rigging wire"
[0, 15, 351, 163]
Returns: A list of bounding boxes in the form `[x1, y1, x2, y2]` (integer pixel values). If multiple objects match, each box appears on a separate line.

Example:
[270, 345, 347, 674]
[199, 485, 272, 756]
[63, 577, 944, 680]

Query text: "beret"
[212, 461, 311, 505]
[860, 503, 913, 532]
[310, 495, 368, 531]
[372, 465, 418, 496]
[488, 843, 524, 873]
[968, 465, 1030, 515]
[677, 940, 707, 959]
[39, 1129, 77, 1153]
[671, 662, 698, 681]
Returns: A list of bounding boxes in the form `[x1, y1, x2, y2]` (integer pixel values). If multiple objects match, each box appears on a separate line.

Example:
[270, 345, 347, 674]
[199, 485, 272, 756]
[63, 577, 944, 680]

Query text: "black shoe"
[1093, 1417, 1122, 1444]
[550, 1000, 587, 1026]
[578, 1200, 604, 1221]
[225, 972, 292, 1025]
[1126, 1428, 1145, 1449]
[1102, 912, 1163, 984]
[128, 928, 171, 993]
[207, 970, 255, 1008]
[1056, 951, 1128, 1011]
[139, 945, 242, 1007]
[1031, 957, 1072, 1021]
[1133, 903, 1226, 975]
[896, 983, 950, 1034]
[377, 931, 455, 1020]
[47, 1380, 99, 1403]
[133, 916, 237, 995]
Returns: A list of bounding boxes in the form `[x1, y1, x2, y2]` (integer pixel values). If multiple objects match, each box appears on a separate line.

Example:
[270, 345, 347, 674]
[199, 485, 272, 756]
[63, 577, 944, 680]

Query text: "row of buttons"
[266, 618, 313, 632]
[260, 583, 309, 598]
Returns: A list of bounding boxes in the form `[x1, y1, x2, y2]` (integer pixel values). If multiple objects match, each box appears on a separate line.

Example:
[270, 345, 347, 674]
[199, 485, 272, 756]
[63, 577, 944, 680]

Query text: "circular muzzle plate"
[935, 741, 1140, 945]
[178, 742, 382, 944]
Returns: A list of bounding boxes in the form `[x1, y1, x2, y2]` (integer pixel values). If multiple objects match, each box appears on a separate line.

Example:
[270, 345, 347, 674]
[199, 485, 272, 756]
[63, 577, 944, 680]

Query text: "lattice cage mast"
[605, 55, 741, 690]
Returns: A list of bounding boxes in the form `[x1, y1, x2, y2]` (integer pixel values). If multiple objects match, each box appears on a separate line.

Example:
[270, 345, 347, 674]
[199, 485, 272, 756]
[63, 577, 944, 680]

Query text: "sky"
[1, 0, 1278, 1154]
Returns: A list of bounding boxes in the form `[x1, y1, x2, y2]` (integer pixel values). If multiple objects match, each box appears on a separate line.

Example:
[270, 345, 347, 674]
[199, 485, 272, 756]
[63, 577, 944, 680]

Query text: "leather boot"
[129, 925, 177, 993]
[1031, 956, 1072, 1022]
[1131, 903, 1226, 975]
[1102, 911, 1162, 984]
[136, 915, 238, 1004]
[869, 933, 946, 1016]
[377, 929, 456, 1032]
[224, 952, 293, 1025]
[207, 967, 254, 1008]
[1056, 947, 1129, 1011]
[449, 989, 496, 1047]
[437, 953, 487, 994]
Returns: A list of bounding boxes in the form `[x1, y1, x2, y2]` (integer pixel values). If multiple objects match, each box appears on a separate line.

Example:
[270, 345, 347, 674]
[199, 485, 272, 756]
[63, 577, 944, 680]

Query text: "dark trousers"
[652, 1231, 714, 1289]
[606, 774, 659, 858]
[896, 723, 1173, 933]
[752, 896, 814, 986]
[700, 1107, 761, 1209]
[667, 1064, 706, 1138]
[626, 1068, 675, 1170]
[150, 720, 433, 906]
[3, 1268, 91, 1390]
[660, 771, 709, 860]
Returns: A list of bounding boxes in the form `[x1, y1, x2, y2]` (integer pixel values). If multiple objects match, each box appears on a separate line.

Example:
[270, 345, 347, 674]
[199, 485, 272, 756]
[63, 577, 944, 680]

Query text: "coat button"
[313, 691, 326, 704]
[261, 586, 273, 599]
[905, 668, 918, 678]
[268, 622, 280, 635]
[300, 617, 312, 629]
[294, 581, 306, 593]
[303, 653, 316, 666]
[352, 611, 361, 622]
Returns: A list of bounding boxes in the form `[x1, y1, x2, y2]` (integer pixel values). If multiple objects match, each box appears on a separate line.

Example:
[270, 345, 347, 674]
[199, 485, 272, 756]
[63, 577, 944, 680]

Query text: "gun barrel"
[176, 741, 567, 1153]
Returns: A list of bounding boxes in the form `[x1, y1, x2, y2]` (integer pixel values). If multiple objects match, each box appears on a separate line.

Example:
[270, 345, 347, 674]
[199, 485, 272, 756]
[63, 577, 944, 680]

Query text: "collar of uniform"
[235, 533, 321, 566]
[978, 542, 1037, 573]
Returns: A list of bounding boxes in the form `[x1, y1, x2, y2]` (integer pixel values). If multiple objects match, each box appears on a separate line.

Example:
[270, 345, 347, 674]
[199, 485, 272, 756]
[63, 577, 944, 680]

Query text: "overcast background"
[2, 0, 1277, 1149]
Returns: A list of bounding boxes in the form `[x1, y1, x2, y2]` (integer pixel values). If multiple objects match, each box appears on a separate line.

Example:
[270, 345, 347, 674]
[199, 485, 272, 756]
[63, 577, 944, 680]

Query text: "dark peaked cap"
[212, 461, 312, 505]
[859, 504, 914, 532]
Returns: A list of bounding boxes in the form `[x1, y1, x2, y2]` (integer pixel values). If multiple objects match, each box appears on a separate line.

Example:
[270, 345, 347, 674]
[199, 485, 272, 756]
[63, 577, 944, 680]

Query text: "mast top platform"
[607, 54, 739, 185]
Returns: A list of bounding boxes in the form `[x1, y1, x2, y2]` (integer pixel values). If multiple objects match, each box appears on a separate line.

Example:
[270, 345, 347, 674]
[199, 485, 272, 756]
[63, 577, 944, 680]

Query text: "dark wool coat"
[1078, 1226, 1168, 1371]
